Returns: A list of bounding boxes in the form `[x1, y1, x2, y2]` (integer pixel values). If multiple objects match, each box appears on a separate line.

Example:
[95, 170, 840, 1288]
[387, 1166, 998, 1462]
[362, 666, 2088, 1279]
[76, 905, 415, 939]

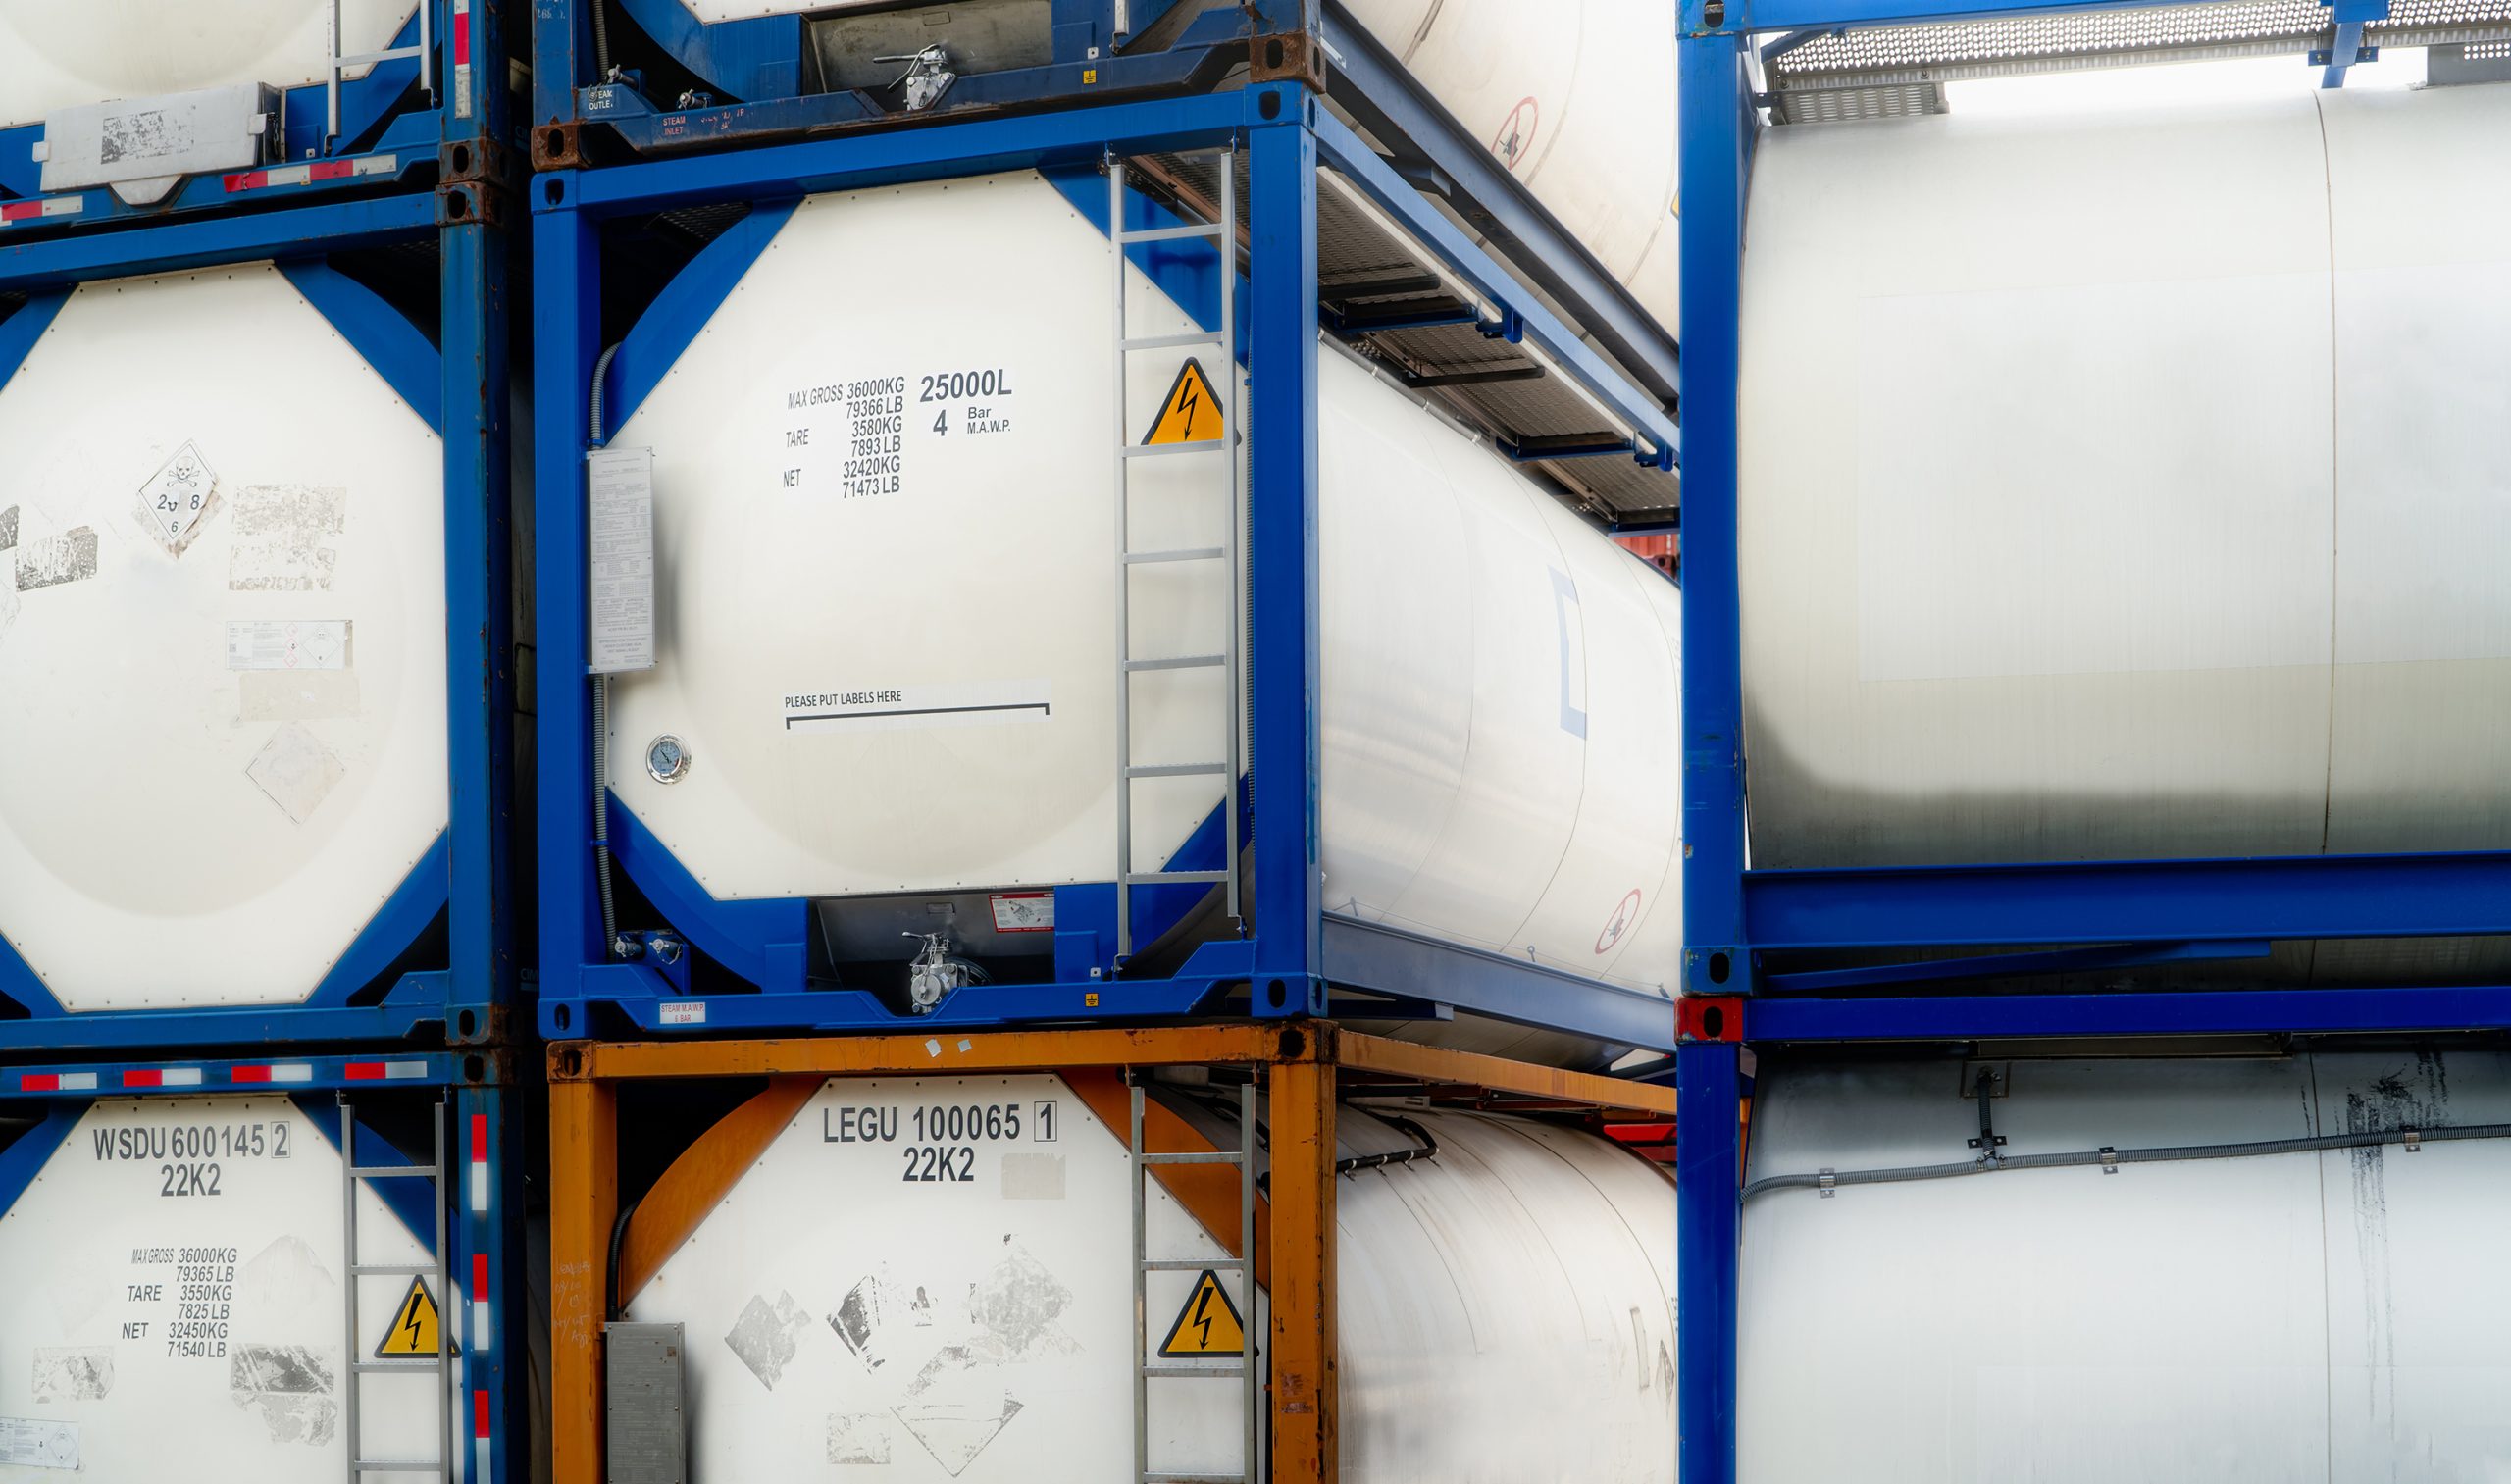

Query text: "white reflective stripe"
[384, 1060, 428, 1079]
[39, 198, 79, 218]
[264, 164, 313, 186]
[160, 1068, 203, 1087]
[354, 155, 396, 177]
[58, 1073, 97, 1091]
[472, 1299, 492, 1353]
[470, 1162, 488, 1212]
[270, 1064, 315, 1083]
[475, 1438, 490, 1481]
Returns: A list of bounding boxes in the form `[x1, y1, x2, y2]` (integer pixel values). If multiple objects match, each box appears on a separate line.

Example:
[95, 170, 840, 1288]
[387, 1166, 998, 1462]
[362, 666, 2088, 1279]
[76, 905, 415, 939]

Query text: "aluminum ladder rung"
[1142, 1150, 1244, 1166]
[1143, 1361, 1247, 1378]
[1120, 330, 1227, 352]
[355, 1460, 445, 1473]
[1125, 762, 1227, 779]
[1130, 869, 1231, 885]
[1145, 1257, 1246, 1272]
[1122, 438, 1228, 459]
[1118, 223, 1228, 244]
[348, 1261, 437, 1276]
[1146, 1475, 1250, 1484]
[336, 45, 425, 66]
[1124, 546, 1226, 565]
[1124, 655, 1224, 673]
[341, 1089, 455, 1484]
[353, 1358, 441, 1374]
[347, 1164, 436, 1179]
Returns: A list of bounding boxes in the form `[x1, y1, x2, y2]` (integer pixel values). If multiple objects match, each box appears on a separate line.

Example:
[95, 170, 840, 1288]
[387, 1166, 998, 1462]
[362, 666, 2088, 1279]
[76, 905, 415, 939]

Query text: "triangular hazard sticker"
[374, 1276, 455, 1357]
[1140, 358, 1226, 446]
[1156, 1269, 1247, 1358]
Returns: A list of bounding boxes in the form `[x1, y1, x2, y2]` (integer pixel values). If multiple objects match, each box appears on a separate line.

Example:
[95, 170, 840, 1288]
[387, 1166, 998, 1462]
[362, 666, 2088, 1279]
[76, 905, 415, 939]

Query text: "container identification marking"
[1157, 1269, 1246, 1358]
[822, 1100, 1055, 1186]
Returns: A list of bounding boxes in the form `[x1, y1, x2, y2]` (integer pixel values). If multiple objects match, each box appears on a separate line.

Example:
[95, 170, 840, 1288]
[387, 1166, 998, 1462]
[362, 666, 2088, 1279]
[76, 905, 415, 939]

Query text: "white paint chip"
[245, 723, 345, 824]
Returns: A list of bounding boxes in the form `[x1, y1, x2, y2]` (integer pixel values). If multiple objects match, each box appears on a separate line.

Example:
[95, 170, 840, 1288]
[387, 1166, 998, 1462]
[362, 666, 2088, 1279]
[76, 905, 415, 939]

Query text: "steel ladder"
[338, 1092, 455, 1484]
[1108, 148, 1246, 961]
[1131, 1078, 1260, 1484]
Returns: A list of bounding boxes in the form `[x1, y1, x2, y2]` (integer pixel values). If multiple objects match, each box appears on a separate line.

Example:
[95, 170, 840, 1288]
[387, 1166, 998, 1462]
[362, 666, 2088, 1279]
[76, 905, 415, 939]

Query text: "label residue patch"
[826, 1412, 894, 1465]
[724, 1291, 812, 1392]
[30, 1348, 112, 1402]
[227, 1344, 337, 1446]
[999, 1151, 1066, 1202]
[227, 618, 351, 672]
[17, 528, 97, 591]
[229, 485, 347, 592]
[245, 722, 345, 824]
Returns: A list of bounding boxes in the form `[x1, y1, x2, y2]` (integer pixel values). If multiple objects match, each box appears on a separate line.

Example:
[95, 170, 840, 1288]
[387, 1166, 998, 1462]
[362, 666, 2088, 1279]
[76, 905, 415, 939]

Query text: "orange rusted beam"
[547, 1076, 617, 1484]
[1335, 1030, 1681, 1119]
[617, 1075, 822, 1307]
[549, 1023, 1290, 1082]
[1066, 1067, 1274, 1289]
[1268, 1053, 1339, 1480]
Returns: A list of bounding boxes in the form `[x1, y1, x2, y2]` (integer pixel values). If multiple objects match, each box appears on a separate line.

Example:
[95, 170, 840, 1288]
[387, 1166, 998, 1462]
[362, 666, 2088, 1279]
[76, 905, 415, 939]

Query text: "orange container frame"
[546, 1023, 1680, 1481]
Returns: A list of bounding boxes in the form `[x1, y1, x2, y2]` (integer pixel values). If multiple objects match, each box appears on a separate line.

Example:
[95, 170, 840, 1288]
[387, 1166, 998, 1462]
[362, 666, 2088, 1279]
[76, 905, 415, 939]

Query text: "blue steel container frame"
[0, 0, 506, 237]
[1672, 4, 2511, 1476]
[0, 0, 516, 1055]
[529, 79, 1686, 1052]
[0, 1049, 527, 1484]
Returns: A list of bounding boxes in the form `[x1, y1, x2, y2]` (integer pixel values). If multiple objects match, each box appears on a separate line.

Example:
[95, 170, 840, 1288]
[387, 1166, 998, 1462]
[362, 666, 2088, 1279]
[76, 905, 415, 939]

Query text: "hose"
[592, 0, 613, 81]
[589, 343, 623, 956]
[1742, 1120, 2511, 1203]
[604, 1195, 639, 1321]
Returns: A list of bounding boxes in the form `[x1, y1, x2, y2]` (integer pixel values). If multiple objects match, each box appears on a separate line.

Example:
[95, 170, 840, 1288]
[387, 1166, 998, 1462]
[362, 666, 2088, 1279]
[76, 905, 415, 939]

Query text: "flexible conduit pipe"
[1742, 1120, 2511, 1203]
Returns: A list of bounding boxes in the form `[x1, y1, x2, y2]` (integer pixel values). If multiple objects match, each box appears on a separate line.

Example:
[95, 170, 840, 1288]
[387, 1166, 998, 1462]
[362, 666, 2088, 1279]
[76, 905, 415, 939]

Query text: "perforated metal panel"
[604, 1322, 688, 1484]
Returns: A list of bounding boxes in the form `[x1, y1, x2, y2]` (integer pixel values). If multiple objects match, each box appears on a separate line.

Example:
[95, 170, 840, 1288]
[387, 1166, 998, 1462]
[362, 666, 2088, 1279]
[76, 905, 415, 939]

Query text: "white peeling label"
[658, 1001, 706, 1026]
[781, 680, 1051, 735]
[0, 1417, 77, 1470]
[137, 441, 216, 551]
[227, 619, 350, 671]
[587, 446, 655, 675]
[990, 892, 1054, 934]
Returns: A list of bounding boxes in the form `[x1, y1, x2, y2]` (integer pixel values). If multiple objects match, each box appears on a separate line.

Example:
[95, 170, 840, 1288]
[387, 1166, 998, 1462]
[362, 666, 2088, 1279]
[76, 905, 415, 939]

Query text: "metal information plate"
[588, 446, 657, 675]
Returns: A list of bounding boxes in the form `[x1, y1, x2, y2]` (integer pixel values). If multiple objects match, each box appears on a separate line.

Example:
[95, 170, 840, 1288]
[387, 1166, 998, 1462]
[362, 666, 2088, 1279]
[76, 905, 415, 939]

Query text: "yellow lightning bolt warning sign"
[1140, 358, 1226, 446]
[375, 1276, 448, 1358]
[1156, 1269, 1247, 1358]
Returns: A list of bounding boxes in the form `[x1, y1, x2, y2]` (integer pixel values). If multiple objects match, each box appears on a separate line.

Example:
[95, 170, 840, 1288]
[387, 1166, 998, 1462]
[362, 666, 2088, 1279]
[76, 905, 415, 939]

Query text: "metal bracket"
[1817, 1168, 1836, 1198]
[441, 135, 513, 189]
[1965, 1064, 2008, 1158]
[2403, 1127, 2422, 1152]
[533, 119, 589, 172]
[2099, 1146, 2119, 1174]
[438, 178, 508, 228]
[1250, 30, 1325, 88]
[1677, 995, 1745, 1044]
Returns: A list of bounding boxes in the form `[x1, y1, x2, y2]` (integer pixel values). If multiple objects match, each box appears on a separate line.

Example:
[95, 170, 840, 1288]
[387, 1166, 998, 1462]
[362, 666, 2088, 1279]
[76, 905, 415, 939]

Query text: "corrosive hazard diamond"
[138, 440, 217, 550]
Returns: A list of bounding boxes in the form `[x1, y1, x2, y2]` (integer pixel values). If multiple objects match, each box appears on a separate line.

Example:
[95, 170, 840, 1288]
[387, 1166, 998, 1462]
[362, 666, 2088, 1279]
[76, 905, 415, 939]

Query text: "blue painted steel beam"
[1749, 984, 2511, 1041]
[0, 192, 436, 291]
[1315, 0, 1682, 408]
[1760, 940, 2272, 994]
[1321, 917, 1680, 1053]
[1744, 850, 2511, 950]
[1675, 1042, 1743, 1484]
[1247, 107, 1326, 1017]
[1677, 33, 1753, 1000]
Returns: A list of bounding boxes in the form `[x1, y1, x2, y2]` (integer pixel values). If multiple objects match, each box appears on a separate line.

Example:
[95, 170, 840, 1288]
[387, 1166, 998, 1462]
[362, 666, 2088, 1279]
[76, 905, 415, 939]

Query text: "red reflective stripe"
[309, 159, 353, 181]
[122, 1069, 163, 1088]
[0, 201, 39, 221]
[344, 1062, 385, 1080]
[453, 11, 471, 65]
[473, 1254, 488, 1291]
[18, 1073, 59, 1091]
[223, 171, 268, 191]
[231, 1065, 272, 1083]
[473, 1390, 490, 1438]
[470, 1113, 487, 1162]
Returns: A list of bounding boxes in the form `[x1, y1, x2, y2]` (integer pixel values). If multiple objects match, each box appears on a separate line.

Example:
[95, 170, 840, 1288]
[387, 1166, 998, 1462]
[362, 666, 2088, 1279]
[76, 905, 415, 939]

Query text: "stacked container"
[529, 2, 1687, 1480]
[0, 6, 529, 1483]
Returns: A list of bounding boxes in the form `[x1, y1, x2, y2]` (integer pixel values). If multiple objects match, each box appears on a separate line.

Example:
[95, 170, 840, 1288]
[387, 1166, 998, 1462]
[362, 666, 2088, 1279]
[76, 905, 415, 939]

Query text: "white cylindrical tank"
[0, 265, 447, 1009]
[0, 1093, 468, 1482]
[1339, 0, 1682, 333]
[1741, 1049, 2511, 1480]
[618, 1074, 1676, 1481]
[1740, 83, 2511, 870]
[0, 1, 417, 128]
[607, 169, 1686, 998]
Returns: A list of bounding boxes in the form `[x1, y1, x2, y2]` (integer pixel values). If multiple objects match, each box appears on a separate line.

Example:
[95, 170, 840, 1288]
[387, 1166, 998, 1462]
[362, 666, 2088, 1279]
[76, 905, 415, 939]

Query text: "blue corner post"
[458, 1075, 525, 1484]
[1678, 23, 1753, 1001]
[1677, 1038, 1743, 1484]
[1678, 13, 1754, 1483]
[534, 177, 603, 1027]
[1246, 92, 1326, 1019]
[442, 0, 517, 1044]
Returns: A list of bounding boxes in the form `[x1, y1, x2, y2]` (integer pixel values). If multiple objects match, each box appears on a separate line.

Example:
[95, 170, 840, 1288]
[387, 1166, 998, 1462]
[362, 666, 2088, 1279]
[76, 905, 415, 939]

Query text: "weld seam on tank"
[1742, 1120, 2511, 1203]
